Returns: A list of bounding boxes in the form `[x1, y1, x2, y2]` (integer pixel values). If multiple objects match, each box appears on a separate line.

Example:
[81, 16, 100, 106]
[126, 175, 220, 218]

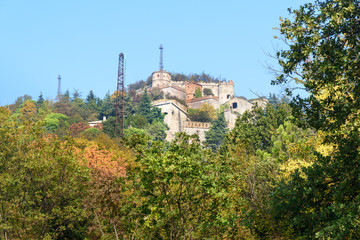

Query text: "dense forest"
[1, 0, 360, 239]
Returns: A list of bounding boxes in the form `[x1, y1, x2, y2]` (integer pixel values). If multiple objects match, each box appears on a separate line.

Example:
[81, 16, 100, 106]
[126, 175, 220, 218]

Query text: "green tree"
[145, 120, 168, 141]
[102, 116, 117, 138]
[137, 89, 152, 120]
[99, 91, 116, 119]
[127, 133, 236, 239]
[195, 87, 202, 98]
[10, 94, 32, 113]
[271, 1, 360, 238]
[130, 114, 148, 129]
[204, 111, 228, 151]
[203, 88, 214, 96]
[36, 92, 44, 107]
[37, 99, 53, 120]
[226, 102, 291, 153]
[86, 90, 96, 104]
[0, 107, 89, 239]
[187, 108, 213, 122]
[123, 127, 146, 139]
[137, 89, 164, 124]
[63, 89, 70, 99]
[53, 95, 80, 122]
[219, 138, 279, 238]
[199, 103, 216, 120]
[44, 113, 69, 135]
[80, 127, 101, 140]
[72, 89, 81, 100]
[85, 90, 97, 108]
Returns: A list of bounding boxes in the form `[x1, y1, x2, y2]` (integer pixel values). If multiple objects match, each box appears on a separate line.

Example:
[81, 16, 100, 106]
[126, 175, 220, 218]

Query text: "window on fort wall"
[233, 102, 237, 109]
[227, 94, 230, 99]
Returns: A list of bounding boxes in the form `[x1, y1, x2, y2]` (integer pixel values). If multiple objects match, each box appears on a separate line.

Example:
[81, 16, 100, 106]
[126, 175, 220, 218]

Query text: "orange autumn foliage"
[81, 143, 126, 178]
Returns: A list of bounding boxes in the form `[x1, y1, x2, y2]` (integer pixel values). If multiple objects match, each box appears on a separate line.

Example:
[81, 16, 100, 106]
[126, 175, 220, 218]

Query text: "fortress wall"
[183, 121, 211, 142]
[200, 82, 219, 97]
[229, 97, 254, 114]
[160, 86, 186, 101]
[171, 81, 186, 89]
[188, 97, 220, 109]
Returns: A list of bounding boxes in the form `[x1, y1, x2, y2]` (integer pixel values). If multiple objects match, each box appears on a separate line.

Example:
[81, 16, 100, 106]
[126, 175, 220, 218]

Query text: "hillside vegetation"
[1, 0, 360, 238]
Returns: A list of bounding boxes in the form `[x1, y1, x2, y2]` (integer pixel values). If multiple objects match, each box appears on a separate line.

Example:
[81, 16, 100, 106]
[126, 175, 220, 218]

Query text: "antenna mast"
[57, 75, 61, 99]
[115, 53, 125, 138]
[159, 44, 163, 71]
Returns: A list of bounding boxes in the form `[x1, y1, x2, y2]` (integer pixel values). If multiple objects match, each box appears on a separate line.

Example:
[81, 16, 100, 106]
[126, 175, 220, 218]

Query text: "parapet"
[183, 121, 211, 129]
[219, 80, 234, 85]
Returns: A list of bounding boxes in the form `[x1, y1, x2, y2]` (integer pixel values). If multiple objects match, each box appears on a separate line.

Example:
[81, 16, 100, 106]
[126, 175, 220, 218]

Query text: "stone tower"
[152, 70, 172, 87]
[218, 80, 235, 105]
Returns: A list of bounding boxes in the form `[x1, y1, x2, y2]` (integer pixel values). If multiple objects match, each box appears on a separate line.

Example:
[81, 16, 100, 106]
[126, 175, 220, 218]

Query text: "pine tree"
[36, 93, 44, 107]
[138, 89, 164, 124]
[205, 111, 227, 151]
[138, 89, 152, 122]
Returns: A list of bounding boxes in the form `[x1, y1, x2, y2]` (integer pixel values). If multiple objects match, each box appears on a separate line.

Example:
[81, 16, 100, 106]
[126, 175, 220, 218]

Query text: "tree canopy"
[272, 0, 360, 238]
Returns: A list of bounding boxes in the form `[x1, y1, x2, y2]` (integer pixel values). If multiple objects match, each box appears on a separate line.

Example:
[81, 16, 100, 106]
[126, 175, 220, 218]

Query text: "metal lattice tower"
[57, 75, 61, 99]
[115, 53, 125, 138]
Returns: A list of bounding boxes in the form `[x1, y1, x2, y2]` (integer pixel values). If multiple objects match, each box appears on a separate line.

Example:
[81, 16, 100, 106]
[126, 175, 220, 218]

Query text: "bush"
[203, 88, 214, 96]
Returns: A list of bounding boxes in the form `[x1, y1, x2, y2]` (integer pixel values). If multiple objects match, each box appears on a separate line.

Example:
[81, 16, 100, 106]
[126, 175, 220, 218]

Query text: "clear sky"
[0, 0, 307, 106]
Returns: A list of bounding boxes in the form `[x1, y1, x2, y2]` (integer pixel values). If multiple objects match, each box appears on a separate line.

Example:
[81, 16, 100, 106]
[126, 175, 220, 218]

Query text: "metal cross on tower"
[115, 53, 125, 138]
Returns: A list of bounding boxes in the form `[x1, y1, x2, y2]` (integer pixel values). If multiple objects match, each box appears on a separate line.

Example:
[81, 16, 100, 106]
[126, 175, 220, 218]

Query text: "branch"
[94, 211, 105, 236]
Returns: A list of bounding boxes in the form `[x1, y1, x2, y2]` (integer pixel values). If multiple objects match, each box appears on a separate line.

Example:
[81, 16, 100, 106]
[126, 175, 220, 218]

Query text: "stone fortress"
[150, 69, 268, 141]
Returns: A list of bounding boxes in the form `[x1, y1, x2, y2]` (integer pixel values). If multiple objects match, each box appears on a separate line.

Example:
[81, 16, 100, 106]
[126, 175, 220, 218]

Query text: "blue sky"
[0, 0, 307, 105]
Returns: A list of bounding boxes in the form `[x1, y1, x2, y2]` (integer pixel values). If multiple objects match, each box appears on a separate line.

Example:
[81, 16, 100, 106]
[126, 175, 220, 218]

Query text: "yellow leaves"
[316, 144, 335, 157]
[199, 103, 217, 121]
[275, 128, 325, 181]
[279, 158, 313, 180]
[315, 130, 336, 157]
[293, 77, 306, 85]
[316, 87, 330, 101]
[19, 100, 37, 118]
[316, 83, 341, 101]
[0, 106, 10, 123]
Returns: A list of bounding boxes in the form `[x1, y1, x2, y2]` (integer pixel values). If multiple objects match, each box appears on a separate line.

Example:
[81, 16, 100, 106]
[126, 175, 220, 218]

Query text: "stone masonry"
[150, 70, 268, 141]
